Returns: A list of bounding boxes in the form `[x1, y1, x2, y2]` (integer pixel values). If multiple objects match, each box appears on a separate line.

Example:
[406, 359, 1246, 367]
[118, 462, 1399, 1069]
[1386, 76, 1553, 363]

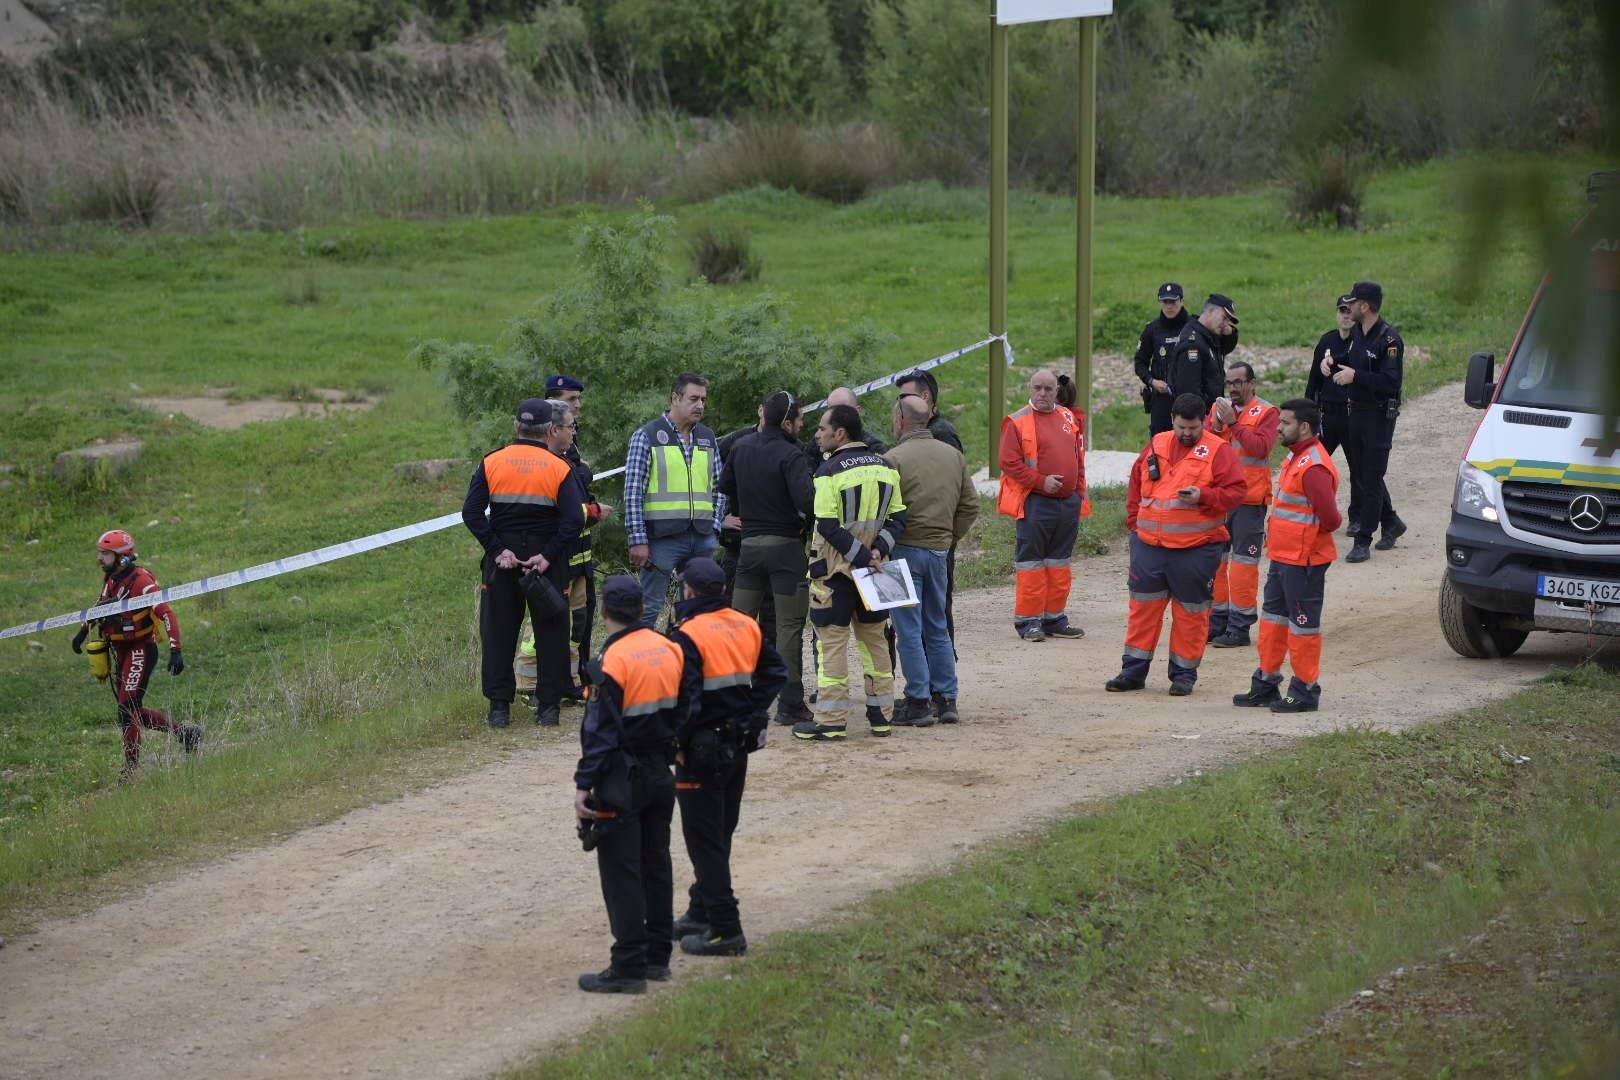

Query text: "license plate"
[1536, 574, 1620, 603]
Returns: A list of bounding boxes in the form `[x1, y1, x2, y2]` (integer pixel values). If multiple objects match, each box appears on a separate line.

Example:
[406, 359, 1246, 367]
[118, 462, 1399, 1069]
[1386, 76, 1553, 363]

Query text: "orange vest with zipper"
[1267, 443, 1340, 566]
[1214, 396, 1278, 505]
[1134, 430, 1231, 549]
[997, 405, 1089, 519]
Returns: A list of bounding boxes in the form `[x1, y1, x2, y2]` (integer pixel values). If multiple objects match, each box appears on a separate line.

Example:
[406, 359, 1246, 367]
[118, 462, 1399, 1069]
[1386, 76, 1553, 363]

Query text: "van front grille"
[1501, 481, 1620, 543]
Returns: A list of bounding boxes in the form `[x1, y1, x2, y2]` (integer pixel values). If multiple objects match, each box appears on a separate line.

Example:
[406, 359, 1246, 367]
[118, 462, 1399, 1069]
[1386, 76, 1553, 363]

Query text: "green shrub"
[601, 0, 847, 115]
[678, 117, 913, 204]
[1284, 145, 1366, 229]
[688, 223, 761, 285]
[413, 206, 887, 465]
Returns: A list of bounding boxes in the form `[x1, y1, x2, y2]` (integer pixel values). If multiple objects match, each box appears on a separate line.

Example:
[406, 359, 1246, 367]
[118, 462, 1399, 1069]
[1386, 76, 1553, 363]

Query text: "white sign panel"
[996, 0, 1112, 24]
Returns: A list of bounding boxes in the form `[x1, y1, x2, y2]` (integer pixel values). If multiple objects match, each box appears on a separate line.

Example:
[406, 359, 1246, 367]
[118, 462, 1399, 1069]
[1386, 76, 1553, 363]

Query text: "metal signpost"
[988, 0, 1111, 476]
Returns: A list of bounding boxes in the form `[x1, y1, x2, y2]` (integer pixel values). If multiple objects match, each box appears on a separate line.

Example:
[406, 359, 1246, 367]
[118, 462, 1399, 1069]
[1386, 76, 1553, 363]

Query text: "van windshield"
[1499, 288, 1620, 413]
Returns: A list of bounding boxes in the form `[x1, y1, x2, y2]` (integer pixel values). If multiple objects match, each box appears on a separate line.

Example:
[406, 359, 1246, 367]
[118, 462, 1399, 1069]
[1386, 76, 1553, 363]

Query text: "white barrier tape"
[4, 333, 1015, 642]
[0, 512, 465, 642]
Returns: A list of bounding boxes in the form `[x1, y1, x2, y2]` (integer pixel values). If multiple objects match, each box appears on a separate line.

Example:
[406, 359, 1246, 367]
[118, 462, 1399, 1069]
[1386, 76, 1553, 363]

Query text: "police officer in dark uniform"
[1304, 294, 1357, 457]
[1336, 281, 1407, 562]
[1159, 294, 1237, 423]
[666, 557, 787, 958]
[462, 399, 585, 728]
[1134, 282, 1192, 435]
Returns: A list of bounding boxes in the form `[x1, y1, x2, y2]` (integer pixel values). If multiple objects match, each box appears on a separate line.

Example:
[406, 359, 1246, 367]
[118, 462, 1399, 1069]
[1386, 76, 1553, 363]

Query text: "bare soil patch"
[0, 382, 1596, 1080]
[134, 388, 379, 430]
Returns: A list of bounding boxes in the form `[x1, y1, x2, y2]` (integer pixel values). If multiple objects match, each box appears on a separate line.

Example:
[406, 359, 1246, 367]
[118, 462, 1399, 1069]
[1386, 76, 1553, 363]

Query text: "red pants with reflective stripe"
[1013, 492, 1080, 627]
[1120, 536, 1222, 683]
[1255, 561, 1327, 692]
[1212, 503, 1265, 635]
[112, 639, 176, 763]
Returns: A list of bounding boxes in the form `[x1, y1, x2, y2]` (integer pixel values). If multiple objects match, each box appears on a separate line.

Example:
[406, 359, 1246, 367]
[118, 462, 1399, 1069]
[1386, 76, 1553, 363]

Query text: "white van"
[1441, 169, 1620, 658]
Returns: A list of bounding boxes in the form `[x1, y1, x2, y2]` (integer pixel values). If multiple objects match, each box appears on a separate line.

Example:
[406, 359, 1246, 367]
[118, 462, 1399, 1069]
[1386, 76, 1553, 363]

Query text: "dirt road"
[1, 383, 1601, 1079]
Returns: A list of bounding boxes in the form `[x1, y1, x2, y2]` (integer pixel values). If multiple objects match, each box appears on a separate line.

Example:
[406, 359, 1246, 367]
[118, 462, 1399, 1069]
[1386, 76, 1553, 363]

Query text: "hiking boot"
[1269, 694, 1319, 714]
[932, 693, 960, 725]
[1017, 623, 1047, 642]
[792, 720, 846, 741]
[578, 968, 647, 994]
[866, 706, 891, 738]
[180, 725, 204, 755]
[1210, 630, 1250, 649]
[1043, 622, 1085, 639]
[1346, 541, 1372, 563]
[673, 913, 709, 939]
[1168, 679, 1196, 697]
[890, 697, 936, 728]
[534, 704, 561, 727]
[681, 932, 748, 957]
[486, 701, 512, 729]
[773, 702, 814, 727]
[645, 964, 672, 982]
[1232, 684, 1281, 708]
[1105, 674, 1146, 692]
[1375, 518, 1408, 551]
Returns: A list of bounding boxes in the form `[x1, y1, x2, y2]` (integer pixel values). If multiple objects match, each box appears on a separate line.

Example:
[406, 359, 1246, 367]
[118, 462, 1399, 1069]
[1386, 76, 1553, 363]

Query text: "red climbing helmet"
[97, 529, 137, 556]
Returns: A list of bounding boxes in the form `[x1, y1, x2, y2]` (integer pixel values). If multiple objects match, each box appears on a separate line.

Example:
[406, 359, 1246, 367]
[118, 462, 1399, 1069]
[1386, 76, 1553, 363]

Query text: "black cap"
[1350, 281, 1382, 306]
[546, 374, 584, 393]
[601, 574, 643, 616]
[1337, 293, 1355, 310]
[682, 556, 727, 597]
[1158, 281, 1184, 301]
[1206, 293, 1239, 325]
[516, 398, 553, 425]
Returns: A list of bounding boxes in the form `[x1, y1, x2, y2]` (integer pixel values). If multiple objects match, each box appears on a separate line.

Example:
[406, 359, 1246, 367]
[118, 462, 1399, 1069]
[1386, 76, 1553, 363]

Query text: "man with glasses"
[1206, 362, 1279, 648]
[717, 390, 816, 726]
[544, 375, 612, 697]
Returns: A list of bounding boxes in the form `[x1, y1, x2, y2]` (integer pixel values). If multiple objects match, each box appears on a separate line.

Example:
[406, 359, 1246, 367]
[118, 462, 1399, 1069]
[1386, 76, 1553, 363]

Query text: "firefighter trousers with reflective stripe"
[1014, 491, 1080, 630]
[675, 751, 748, 939]
[1211, 502, 1267, 636]
[1252, 562, 1328, 705]
[808, 574, 892, 718]
[1120, 535, 1222, 685]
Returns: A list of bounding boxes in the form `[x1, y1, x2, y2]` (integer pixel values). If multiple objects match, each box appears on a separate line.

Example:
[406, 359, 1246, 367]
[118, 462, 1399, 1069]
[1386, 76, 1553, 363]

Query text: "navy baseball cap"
[1158, 282, 1184, 301]
[1337, 293, 1355, 310]
[1206, 293, 1239, 325]
[546, 374, 584, 393]
[516, 398, 553, 424]
[1349, 281, 1383, 306]
[682, 556, 727, 597]
[601, 574, 643, 613]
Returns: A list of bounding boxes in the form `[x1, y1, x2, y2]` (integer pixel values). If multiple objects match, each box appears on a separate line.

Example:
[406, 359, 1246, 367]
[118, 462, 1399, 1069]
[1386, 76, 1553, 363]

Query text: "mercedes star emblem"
[1568, 492, 1605, 532]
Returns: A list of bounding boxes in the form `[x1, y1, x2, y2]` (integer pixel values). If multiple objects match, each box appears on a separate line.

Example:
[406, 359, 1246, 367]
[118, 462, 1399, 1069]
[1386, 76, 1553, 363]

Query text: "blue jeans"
[639, 530, 717, 627]
[889, 545, 956, 700]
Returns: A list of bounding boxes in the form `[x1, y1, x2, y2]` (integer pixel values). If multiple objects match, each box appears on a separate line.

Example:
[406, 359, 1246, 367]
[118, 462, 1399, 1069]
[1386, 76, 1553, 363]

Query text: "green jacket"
[884, 429, 978, 551]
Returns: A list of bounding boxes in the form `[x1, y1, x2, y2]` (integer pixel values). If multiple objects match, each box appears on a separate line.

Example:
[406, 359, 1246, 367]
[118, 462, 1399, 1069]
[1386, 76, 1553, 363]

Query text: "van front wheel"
[1439, 573, 1528, 659]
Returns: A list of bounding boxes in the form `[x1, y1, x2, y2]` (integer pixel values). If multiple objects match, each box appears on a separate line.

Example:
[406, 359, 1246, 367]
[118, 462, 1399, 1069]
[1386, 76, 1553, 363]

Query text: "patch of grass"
[1285, 146, 1368, 230]
[517, 662, 1620, 1078]
[678, 117, 917, 204]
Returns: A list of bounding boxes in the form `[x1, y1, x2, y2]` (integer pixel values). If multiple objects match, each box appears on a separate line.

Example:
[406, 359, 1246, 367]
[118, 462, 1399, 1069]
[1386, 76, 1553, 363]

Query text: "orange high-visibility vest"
[483, 443, 573, 509]
[1134, 430, 1230, 548]
[681, 607, 763, 694]
[1212, 397, 1278, 506]
[997, 405, 1089, 519]
[1267, 443, 1340, 566]
[600, 628, 685, 717]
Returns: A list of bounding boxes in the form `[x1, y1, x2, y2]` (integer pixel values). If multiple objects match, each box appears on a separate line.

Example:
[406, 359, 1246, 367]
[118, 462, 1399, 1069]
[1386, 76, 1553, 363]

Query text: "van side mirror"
[1464, 351, 1495, 409]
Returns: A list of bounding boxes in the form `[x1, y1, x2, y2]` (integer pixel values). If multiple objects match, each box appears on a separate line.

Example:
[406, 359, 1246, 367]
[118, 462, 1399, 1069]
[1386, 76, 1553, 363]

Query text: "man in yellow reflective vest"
[623, 373, 729, 628]
[998, 367, 1087, 642]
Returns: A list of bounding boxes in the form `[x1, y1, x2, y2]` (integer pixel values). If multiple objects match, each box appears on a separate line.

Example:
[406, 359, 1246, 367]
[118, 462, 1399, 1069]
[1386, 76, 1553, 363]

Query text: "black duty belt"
[1317, 401, 1349, 415]
[1347, 401, 1387, 413]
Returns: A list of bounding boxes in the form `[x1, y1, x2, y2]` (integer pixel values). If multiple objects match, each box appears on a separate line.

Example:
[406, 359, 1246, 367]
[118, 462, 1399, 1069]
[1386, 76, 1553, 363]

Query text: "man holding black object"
[573, 575, 687, 994]
[462, 399, 584, 729]
[666, 557, 787, 958]
[1336, 281, 1407, 562]
[1305, 295, 1357, 457]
